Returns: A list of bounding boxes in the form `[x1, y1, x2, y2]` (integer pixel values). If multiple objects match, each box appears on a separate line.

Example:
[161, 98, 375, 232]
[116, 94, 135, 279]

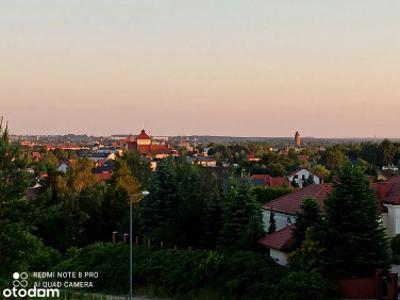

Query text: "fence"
[111, 231, 194, 251]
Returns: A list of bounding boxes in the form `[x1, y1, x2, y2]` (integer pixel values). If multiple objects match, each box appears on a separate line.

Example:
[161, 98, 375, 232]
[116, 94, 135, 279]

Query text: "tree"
[219, 182, 264, 250]
[0, 120, 50, 277]
[111, 159, 142, 197]
[101, 159, 143, 240]
[268, 209, 276, 233]
[177, 166, 221, 248]
[289, 227, 324, 273]
[355, 158, 369, 171]
[318, 164, 389, 277]
[0, 222, 54, 278]
[391, 234, 400, 264]
[140, 158, 223, 248]
[123, 150, 151, 188]
[320, 145, 347, 173]
[312, 165, 331, 178]
[379, 139, 396, 166]
[0, 119, 30, 209]
[140, 158, 178, 243]
[200, 200, 223, 249]
[37, 150, 59, 173]
[252, 186, 292, 204]
[55, 157, 97, 214]
[292, 197, 322, 248]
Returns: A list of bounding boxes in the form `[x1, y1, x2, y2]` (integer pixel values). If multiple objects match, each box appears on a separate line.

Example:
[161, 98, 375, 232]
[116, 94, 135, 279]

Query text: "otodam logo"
[2, 272, 60, 298]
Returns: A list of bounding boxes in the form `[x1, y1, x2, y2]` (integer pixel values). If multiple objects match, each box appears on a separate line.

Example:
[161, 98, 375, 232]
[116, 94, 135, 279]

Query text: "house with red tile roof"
[262, 184, 332, 242]
[259, 177, 400, 265]
[258, 225, 295, 265]
[251, 174, 289, 188]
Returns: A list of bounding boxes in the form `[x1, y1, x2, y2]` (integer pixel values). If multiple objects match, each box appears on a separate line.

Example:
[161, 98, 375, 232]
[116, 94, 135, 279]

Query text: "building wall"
[384, 205, 400, 237]
[150, 161, 157, 171]
[270, 249, 289, 266]
[263, 209, 296, 232]
[137, 139, 151, 146]
[57, 164, 68, 173]
[154, 153, 170, 159]
[199, 160, 217, 167]
[287, 169, 320, 187]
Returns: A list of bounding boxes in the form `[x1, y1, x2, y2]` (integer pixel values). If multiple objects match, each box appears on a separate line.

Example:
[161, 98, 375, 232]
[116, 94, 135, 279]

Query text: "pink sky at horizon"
[1, 1, 399, 138]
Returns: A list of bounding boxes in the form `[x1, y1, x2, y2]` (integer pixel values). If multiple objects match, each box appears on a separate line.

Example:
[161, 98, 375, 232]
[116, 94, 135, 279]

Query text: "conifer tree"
[200, 201, 223, 249]
[140, 158, 178, 243]
[219, 182, 264, 249]
[0, 119, 40, 278]
[198, 168, 223, 249]
[0, 119, 30, 209]
[318, 164, 389, 277]
[292, 197, 321, 248]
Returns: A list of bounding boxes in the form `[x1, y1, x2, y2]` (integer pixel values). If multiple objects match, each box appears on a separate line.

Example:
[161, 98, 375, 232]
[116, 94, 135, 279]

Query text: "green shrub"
[55, 242, 285, 299]
[273, 271, 334, 300]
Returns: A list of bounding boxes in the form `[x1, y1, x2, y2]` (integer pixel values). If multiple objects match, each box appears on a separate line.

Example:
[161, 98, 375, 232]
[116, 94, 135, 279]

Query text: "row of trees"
[140, 158, 263, 249]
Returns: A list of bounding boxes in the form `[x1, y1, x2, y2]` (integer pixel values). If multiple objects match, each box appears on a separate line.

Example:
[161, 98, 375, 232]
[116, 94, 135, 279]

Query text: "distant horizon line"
[8, 132, 400, 141]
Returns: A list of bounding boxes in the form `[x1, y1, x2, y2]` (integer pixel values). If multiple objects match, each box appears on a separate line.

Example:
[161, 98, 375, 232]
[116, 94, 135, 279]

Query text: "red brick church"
[125, 129, 172, 158]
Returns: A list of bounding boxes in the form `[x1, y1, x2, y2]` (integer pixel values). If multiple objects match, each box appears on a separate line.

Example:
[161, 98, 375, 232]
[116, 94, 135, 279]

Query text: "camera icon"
[12, 272, 28, 288]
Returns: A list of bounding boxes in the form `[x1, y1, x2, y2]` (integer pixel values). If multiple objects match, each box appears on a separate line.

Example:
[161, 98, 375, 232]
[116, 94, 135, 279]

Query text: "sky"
[1, 0, 399, 138]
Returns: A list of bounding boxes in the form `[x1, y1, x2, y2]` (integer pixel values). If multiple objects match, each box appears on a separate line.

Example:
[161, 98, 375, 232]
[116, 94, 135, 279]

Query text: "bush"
[55, 242, 285, 299]
[273, 271, 334, 300]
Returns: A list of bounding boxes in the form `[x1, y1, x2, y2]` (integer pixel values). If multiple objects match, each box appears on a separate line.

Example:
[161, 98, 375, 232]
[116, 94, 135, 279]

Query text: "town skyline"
[6, 125, 400, 140]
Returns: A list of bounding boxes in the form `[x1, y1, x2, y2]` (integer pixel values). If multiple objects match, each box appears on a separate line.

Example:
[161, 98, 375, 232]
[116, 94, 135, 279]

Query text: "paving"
[66, 293, 166, 300]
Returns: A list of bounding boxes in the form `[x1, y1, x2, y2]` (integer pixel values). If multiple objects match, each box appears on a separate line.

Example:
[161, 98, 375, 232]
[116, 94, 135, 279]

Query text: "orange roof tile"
[263, 184, 333, 215]
[258, 225, 295, 251]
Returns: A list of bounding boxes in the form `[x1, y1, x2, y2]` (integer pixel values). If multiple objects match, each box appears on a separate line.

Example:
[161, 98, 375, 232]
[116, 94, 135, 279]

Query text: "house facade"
[287, 168, 321, 188]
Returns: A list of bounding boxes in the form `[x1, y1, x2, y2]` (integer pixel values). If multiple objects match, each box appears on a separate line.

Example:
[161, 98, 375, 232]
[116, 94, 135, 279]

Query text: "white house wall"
[384, 205, 400, 237]
[270, 249, 289, 266]
[287, 169, 320, 187]
[263, 209, 296, 232]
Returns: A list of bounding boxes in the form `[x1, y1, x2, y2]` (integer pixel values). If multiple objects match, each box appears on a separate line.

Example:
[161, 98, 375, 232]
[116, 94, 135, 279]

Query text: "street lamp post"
[129, 191, 149, 300]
